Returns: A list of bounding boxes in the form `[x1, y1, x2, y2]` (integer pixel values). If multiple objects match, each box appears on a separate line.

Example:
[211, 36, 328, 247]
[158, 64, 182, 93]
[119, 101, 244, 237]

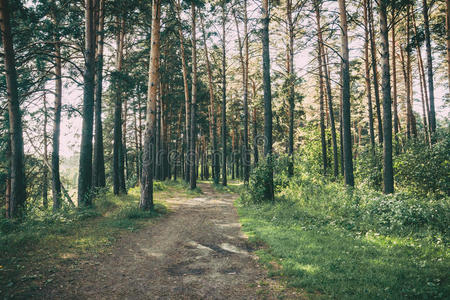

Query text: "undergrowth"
[0, 180, 188, 298]
[238, 157, 450, 299]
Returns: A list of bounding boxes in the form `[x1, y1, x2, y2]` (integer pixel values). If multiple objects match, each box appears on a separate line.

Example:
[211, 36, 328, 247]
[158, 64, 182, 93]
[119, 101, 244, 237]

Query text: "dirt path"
[41, 182, 297, 299]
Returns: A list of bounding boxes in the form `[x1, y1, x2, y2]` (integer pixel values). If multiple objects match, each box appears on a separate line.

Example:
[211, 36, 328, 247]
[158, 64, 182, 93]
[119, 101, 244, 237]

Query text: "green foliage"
[237, 166, 450, 298]
[395, 135, 450, 197]
[116, 203, 166, 220]
[355, 146, 383, 190]
[237, 157, 450, 299]
[242, 156, 274, 204]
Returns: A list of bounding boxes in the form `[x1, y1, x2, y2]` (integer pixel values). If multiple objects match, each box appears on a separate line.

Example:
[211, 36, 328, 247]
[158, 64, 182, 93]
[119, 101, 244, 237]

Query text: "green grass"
[0, 180, 188, 299]
[210, 180, 244, 194]
[237, 192, 449, 299]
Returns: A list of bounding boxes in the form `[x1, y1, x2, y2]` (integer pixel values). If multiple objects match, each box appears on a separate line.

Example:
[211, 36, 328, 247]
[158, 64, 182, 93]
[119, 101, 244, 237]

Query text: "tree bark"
[190, 2, 198, 190]
[113, 17, 126, 195]
[338, 0, 354, 187]
[133, 102, 140, 184]
[78, 0, 96, 206]
[221, 1, 227, 187]
[368, 0, 383, 144]
[140, 0, 160, 210]
[412, 10, 431, 145]
[318, 46, 328, 175]
[1, 0, 27, 217]
[379, 0, 394, 194]
[287, 0, 295, 177]
[422, 0, 436, 134]
[233, 0, 250, 183]
[390, 11, 399, 137]
[200, 13, 219, 185]
[175, 0, 191, 184]
[252, 88, 258, 166]
[52, 30, 63, 210]
[93, 0, 106, 188]
[364, 0, 375, 147]
[262, 0, 274, 200]
[43, 93, 48, 208]
[315, 1, 338, 177]
[447, 0, 450, 95]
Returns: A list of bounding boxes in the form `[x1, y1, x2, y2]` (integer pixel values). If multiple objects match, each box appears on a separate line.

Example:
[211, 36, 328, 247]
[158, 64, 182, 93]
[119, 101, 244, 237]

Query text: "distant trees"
[1, 0, 449, 218]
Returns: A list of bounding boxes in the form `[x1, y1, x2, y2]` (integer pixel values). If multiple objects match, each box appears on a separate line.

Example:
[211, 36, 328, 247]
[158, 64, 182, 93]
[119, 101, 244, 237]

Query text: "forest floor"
[27, 182, 302, 299]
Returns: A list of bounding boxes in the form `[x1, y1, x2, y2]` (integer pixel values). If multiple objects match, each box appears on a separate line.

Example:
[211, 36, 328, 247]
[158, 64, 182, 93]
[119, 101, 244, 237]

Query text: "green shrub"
[395, 135, 450, 197]
[243, 156, 276, 204]
[355, 146, 383, 190]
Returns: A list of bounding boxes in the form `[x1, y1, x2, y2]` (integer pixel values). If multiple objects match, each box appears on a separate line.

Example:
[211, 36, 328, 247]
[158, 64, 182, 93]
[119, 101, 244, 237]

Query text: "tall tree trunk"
[174, 108, 183, 181]
[140, 0, 160, 210]
[379, 0, 394, 194]
[262, 0, 274, 200]
[231, 130, 235, 180]
[287, 0, 295, 177]
[175, 0, 191, 184]
[133, 103, 140, 184]
[0, 0, 26, 218]
[233, 0, 250, 183]
[221, 1, 227, 187]
[93, 0, 106, 188]
[368, 0, 383, 144]
[447, 0, 450, 95]
[406, 7, 417, 138]
[138, 92, 143, 181]
[5, 138, 11, 218]
[339, 64, 344, 176]
[364, 0, 375, 147]
[52, 40, 62, 210]
[315, 1, 338, 177]
[43, 93, 48, 208]
[318, 46, 328, 175]
[113, 17, 126, 195]
[1, 0, 26, 217]
[154, 92, 160, 179]
[391, 7, 399, 136]
[190, 2, 198, 190]
[422, 0, 436, 134]
[123, 89, 128, 181]
[412, 10, 431, 145]
[200, 14, 219, 184]
[252, 104, 258, 166]
[338, 0, 354, 187]
[78, 0, 96, 206]
[161, 91, 168, 181]
[400, 48, 411, 138]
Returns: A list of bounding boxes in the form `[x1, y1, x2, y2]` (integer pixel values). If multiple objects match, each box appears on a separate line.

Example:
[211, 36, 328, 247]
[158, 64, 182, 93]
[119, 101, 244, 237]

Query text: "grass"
[0, 180, 188, 299]
[236, 178, 450, 299]
[209, 180, 244, 194]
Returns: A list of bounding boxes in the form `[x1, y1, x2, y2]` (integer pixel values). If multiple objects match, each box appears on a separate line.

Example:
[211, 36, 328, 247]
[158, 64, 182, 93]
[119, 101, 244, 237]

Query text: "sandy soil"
[40, 182, 301, 299]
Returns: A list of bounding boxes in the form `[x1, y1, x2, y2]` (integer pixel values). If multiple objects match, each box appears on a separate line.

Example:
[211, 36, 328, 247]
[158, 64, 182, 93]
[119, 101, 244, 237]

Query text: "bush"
[395, 135, 450, 197]
[243, 156, 275, 204]
[355, 146, 383, 190]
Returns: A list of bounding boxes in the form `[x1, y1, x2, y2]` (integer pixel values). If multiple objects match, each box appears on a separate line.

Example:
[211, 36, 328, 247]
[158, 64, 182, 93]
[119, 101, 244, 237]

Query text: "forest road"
[42, 182, 300, 299]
